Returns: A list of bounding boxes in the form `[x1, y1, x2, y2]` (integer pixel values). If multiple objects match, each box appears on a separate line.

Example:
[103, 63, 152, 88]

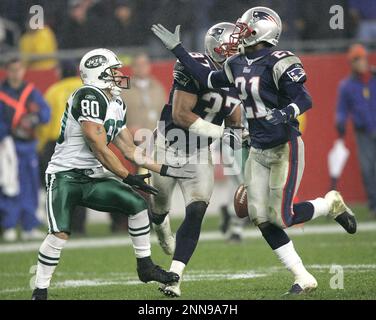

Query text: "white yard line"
[1, 221, 376, 254]
[2, 264, 376, 295]
[0, 271, 267, 294]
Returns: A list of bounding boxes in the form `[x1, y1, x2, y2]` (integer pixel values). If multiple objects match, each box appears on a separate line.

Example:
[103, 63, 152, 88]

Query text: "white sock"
[309, 197, 330, 220]
[170, 260, 185, 279]
[35, 234, 67, 289]
[128, 209, 151, 258]
[274, 241, 309, 278]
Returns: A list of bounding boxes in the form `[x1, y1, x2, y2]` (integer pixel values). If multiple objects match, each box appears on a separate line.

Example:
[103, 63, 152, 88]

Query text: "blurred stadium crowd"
[0, 0, 376, 242]
[1, 0, 376, 62]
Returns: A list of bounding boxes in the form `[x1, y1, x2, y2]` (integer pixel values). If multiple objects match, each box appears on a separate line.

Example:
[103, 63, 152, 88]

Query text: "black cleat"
[287, 283, 304, 295]
[31, 288, 47, 300]
[335, 212, 357, 234]
[228, 233, 242, 243]
[325, 191, 357, 234]
[137, 264, 179, 285]
[284, 283, 317, 296]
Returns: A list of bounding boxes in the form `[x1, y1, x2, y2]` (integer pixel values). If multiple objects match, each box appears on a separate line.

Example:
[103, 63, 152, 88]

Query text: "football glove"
[151, 24, 181, 50]
[265, 105, 295, 125]
[123, 173, 159, 195]
[160, 164, 195, 179]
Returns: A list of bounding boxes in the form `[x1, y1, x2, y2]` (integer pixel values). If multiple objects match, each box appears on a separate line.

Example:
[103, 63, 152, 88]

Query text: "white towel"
[328, 139, 350, 179]
[0, 136, 19, 196]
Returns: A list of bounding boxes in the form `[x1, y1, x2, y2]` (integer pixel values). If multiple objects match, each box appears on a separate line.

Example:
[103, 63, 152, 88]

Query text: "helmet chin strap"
[109, 83, 122, 97]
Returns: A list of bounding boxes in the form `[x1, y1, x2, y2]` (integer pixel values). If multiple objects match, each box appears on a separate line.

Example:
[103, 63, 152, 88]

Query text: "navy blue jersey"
[158, 52, 241, 153]
[223, 49, 307, 149]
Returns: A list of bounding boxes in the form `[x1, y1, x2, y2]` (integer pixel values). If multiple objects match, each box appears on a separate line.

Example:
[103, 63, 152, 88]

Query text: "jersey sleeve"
[118, 101, 128, 135]
[272, 53, 306, 89]
[71, 86, 108, 124]
[172, 44, 232, 89]
[173, 60, 200, 94]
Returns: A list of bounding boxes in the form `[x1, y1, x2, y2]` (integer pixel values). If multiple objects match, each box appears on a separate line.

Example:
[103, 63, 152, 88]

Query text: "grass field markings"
[1, 221, 376, 254]
[307, 264, 376, 270]
[2, 264, 375, 295]
[0, 270, 269, 295]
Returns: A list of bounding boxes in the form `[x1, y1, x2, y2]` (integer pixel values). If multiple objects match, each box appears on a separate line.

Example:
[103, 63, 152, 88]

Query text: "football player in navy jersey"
[152, 7, 357, 294]
[150, 22, 243, 297]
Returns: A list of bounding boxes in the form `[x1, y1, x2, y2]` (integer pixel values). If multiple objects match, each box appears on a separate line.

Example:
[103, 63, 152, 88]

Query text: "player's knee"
[151, 194, 170, 215]
[186, 201, 207, 222]
[53, 232, 69, 240]
[185, 189, 212, 205]
[248, 203, 268, 226]
[127, 195, 148, 215]
[177, 201, 207, 240]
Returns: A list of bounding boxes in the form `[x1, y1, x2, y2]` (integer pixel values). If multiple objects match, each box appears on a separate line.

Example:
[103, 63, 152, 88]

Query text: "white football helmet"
[79, 48, 130, 95]
[231, 7, 282, 49]
[205, 22, 238, 64]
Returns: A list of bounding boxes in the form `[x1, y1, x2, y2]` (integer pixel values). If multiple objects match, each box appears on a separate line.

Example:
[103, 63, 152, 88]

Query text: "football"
[234, 184, 248, 218]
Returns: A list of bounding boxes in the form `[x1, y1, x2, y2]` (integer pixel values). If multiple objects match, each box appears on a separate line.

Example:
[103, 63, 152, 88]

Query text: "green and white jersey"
[46, 85, 127, 174]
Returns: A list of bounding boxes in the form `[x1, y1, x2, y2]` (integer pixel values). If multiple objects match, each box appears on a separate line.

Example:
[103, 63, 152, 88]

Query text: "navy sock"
[151, 212, 168, 225]
[291, 202, 315, 225]
[258, 222, 290, 250]
[173, 201, 207, 265]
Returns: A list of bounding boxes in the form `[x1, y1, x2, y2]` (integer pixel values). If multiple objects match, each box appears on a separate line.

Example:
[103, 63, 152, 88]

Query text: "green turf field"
[1, 205, 375, 300]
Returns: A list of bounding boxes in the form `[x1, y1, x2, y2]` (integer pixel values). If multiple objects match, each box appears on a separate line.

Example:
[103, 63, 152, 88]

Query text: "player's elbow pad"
[189, 118, 224, 139]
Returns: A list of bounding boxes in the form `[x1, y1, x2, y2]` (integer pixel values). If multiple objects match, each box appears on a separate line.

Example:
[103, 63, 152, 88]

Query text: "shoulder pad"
[173, 60, 194, 87]
[269, 51, 303, 88]
[71, 85, 108, 122]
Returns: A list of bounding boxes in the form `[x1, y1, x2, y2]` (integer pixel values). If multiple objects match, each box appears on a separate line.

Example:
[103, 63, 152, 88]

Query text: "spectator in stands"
[336, 44, 376, 219]
[349, 0, 376, 42]
[37, 60, 87, 235]
[59, 0, 97, 49]
[0, 57, 50, 241]
[122, 53, 166, 135]
[19, 16, 58, 70]
[96, 0, 142, 47]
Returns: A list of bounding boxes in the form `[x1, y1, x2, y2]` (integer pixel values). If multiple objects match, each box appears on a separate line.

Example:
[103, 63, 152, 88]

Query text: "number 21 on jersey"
[235, 76, 268, 119]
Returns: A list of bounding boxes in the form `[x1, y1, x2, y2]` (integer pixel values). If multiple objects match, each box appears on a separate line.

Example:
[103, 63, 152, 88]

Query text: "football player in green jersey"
[32, 48, 194, 300]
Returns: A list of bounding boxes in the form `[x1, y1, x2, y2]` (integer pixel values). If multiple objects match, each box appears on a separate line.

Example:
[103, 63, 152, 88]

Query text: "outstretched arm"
[172, 89, 224, 139]
[114, 127, 162, 174]
[114, 128, 195, 179]
[151, 24, 232, 89]
[82, 121, 159, 195]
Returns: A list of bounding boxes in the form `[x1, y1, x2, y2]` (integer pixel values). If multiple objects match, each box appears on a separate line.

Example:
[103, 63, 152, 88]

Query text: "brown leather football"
[234, 184, 249, 218]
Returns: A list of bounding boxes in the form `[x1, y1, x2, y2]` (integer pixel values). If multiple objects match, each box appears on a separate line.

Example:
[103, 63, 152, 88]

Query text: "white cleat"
[325, 190, 357, 234]
[287, 272, 318, 295]
[159, 280, 181, 297]
[3, 228, 17, 242]
[153, 216, 176, 255]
